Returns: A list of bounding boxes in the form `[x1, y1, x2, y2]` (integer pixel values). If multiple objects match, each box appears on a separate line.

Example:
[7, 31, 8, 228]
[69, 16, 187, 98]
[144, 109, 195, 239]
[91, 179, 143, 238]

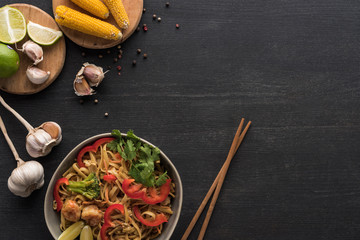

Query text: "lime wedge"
[0, 6, 26, 44]
[27, 21, 63, 46]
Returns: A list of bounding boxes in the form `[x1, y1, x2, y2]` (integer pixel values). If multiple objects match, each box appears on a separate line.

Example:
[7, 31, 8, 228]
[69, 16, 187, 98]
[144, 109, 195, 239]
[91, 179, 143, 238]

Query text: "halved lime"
[27, 21, 63, 46]
[0, 6, 26, 44]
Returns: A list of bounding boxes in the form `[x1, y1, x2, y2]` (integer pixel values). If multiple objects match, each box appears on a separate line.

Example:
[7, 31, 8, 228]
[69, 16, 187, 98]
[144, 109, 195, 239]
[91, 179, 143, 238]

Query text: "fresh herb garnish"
[109, 129, 168, 187]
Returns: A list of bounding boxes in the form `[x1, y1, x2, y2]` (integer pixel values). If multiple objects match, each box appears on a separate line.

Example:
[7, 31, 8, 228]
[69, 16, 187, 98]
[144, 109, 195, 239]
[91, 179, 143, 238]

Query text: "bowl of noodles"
[44, 130, 183, 240]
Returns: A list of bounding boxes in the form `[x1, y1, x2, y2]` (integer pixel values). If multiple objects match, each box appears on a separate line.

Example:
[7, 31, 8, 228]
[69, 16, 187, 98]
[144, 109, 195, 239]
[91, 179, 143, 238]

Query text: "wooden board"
[52, 0, 143, 49]
[0, 4, 66, 95]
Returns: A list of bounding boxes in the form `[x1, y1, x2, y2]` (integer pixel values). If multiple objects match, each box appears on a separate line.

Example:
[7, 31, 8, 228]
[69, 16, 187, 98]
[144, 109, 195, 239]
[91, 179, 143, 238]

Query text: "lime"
[0, 43, 19, 78]
[0, 6, 26, 44]
[27, 21, 63, 46]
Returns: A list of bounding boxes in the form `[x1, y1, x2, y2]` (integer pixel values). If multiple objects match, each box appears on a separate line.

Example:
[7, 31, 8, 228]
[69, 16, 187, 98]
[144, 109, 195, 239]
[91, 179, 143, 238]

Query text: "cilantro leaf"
[155, 171, 168, 187]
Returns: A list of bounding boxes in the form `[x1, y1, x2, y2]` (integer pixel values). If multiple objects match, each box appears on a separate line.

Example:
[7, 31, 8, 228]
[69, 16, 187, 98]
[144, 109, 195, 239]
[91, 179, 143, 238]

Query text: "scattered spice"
[152, 14, 157, 19]
[94, 99, 99, 104]
[98, 54, 103, 59]
[79, 99, 84, 104]
[117, 45, 121, 49]
[176, 24, 180, 29]
[143, 53, 148, 59]
[81, 52, 86, 57]
[118, 54, 122, 59]
[113, 58, 118, 62]
[143, 8, 146, 12]
[137, 49, 142, 54]
[166, 2, 170, 7]
[132, 60, 137, 66]
[119, 50, 123, 55]
[117, 65, 122, 71]
[107, 50, 111, 54]
[157, 17, 161, 22]
[104, 112, 109, 117]
[118, 72, 121, 76]
[107, 66, 112, 69]
[143, 26, 148, 32]
[136, 26, 140, 32]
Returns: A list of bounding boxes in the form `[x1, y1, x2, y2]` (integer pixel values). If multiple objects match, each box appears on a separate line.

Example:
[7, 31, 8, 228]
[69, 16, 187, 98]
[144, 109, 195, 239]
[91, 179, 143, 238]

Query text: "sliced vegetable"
[80, 225, 93, 240]
[71, 0, 110, 19]
[55, 6, 122, 40]
[57, 221, 84, 240]
[103, 174, 117, 183]
[54, 177, 69, 212]
[122, 178, 171, 204]
[76, 137, 115, 168]
[103, 0, 130, 29]
[133, 206, 168, 227]
[142, 179, 172, 204]
[67, 173, 100, 199]
[122, 178, 146, 199]
[100, 204, 125, 240]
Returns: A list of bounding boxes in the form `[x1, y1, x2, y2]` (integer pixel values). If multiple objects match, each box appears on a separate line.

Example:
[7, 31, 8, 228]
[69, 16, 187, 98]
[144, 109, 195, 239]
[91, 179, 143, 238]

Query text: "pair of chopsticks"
[181, 118, 251, 240]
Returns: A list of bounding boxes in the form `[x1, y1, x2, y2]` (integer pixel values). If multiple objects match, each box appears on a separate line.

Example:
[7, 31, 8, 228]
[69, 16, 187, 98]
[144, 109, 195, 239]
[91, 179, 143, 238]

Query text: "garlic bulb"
[8, 161, 44, 197]
[20, 40, 43, 65]
[26, 121, 62, 158]
[0, 95, 63, 158]
[0, 116, 44, 197]
[26, 66, 50, 84]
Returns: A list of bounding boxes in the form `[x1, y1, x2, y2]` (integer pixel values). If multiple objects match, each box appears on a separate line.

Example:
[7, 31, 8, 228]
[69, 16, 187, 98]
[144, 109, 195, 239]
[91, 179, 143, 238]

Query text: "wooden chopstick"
[181, 118, 251, 240]
[198, 120, 251, 240]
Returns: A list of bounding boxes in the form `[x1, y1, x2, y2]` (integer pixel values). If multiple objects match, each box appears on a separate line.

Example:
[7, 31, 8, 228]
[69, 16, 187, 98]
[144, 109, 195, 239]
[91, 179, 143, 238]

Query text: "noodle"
[54, 139, 175, 239]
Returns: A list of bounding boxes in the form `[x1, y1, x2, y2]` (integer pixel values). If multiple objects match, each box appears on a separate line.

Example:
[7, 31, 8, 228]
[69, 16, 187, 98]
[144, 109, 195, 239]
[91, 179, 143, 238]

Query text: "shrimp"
[62, 200, 81, 222]
[81, 205, 103, 226]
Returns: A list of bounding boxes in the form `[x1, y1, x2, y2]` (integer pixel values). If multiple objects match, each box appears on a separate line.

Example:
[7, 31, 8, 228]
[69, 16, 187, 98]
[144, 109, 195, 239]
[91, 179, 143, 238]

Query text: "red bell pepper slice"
[100, 204, 125, 240]
[103, 174, 117, 183]
[77, 137, 115, 168]
[133, 206, 168, 227]
[142, 179, 171, 204]
[53, 178, 69, 212]
[122, 178, 146, 199]
[122, 179, 171, 204]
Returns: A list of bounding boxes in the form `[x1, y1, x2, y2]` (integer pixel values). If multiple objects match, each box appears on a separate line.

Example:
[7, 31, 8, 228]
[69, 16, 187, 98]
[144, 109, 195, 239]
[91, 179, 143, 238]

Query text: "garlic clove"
[82, 62, 106, 87]
[26, 66, 50, 84]
[26, 122, 62, 158]
[8, 161, 44, 197]
[73, 75, 95, 96]
[21, 40, 43, 65]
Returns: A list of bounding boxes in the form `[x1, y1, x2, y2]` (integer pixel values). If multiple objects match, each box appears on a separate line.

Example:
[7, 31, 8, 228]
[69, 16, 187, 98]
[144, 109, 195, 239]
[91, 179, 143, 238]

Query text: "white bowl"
[44, 133, 183, 240]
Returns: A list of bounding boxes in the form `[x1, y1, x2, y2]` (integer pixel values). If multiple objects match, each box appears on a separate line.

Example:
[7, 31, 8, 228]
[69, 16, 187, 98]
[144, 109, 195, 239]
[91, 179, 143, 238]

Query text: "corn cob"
[70, 0, 110, 19]
[55, 5, 122, 40]
[103, 0, 130, 30]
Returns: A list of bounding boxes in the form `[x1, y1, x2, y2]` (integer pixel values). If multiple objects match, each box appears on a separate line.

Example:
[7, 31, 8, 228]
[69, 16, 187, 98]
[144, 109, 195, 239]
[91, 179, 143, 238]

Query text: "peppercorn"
[94, 99, 99, 104]
[81, 52, 86, 57]
[157, 17, 161, 22]
[176, 24, 180, 28]
[107, 50, 111, 54]
[136, 26, 140, 32]
[98, 54, 103, 59]
[119, 50, 123, 55]
[143, 8, 146, 12]
[113, 58, 118, 62]
[132, 60, 137, 66]
[153, 14, 156, 19]
[166, 2, 170, 7]
[117, 45, 121, 49]
[79, 99, 84, 104]
[143, 53, 148, 59]
[137, 48, 142, 54]
[104, 112, 109, 117]
[118, 72, 121, 76]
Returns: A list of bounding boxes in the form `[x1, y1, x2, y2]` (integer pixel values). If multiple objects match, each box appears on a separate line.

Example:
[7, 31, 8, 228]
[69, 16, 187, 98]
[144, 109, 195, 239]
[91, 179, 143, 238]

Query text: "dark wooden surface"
[0, 0, 359, 239]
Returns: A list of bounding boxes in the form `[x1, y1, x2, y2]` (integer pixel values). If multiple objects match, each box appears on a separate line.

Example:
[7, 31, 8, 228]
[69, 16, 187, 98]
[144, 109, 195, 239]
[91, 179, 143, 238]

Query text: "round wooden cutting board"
[0, 4, 66, 95]
[52, 0, 143, 49]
